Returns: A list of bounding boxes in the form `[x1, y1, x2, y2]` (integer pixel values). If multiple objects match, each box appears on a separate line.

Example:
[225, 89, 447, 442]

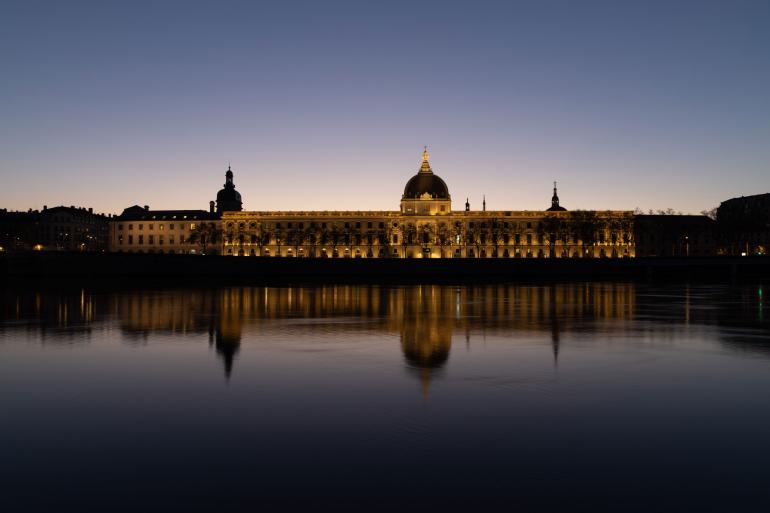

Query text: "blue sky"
[1, 0, 768, 214]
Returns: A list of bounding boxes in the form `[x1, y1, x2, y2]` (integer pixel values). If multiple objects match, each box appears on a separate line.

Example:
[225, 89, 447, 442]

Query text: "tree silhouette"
[188, 223, 222, 255]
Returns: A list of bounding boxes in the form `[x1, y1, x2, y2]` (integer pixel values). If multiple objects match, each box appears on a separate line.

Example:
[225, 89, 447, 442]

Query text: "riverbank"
[2, 252, 769, 285]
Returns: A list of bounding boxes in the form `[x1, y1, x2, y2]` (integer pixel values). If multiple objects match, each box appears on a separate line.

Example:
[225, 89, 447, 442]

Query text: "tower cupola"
[216, 165, 243, 213]
[400, 147, 451, 215]
[546, 181, 567, 212]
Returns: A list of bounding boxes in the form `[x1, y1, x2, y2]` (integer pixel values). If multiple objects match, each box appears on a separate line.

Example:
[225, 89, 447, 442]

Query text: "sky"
[1, 0, 769, 215]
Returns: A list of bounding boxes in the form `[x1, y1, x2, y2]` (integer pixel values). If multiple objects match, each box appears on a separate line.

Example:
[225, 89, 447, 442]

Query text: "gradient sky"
[1, 0, 769, 215]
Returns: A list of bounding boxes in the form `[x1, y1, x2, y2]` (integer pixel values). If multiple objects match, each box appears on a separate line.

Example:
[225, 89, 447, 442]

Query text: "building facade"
[717, 193, 770, 256]
[221, 149, 636, 258]
[103, 150, 727, 258]
[634, 215, 717, 257]
[0, 205, 110, 252]
[109, 166, 246, 254]
[110, 206, 220, 254]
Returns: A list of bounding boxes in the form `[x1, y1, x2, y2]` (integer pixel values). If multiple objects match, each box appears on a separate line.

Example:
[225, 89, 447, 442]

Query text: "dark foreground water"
[1, 283, 768, 512]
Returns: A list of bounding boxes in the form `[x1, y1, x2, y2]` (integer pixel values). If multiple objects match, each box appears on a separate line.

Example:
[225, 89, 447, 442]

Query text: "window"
[440, 205, 446, 212]
[526, 234, 532, 245]
[138, 224, 143, 230]
[118, 224, 124, 230]
[527, 222, 532, 229]
[138, 235, 144, 244]
[159, 224, 164, 231]
[356, 222, 361, 229]
[299, 222, 304, 229]
[393, 234, 399, 244]
[180, 235, 185, 243]
[190, 223, 196, 230]
[170, 223, 175, 230]
[169, 236, 175, 244]
[148, 235, 154, 244]
[149, 224, 154, 231]
[379, 222, 384, 229]
[367, 222, 372, 229]
[118, 235, 124, 245]
[129, 224, 134, 230]
[128, 235, 133, 244]
[159, 236, 164, 245]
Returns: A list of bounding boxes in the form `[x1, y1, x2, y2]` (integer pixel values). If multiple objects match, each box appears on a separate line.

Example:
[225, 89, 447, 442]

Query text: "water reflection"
[2, 283, 767, 389]
[2, 283, 770, 512]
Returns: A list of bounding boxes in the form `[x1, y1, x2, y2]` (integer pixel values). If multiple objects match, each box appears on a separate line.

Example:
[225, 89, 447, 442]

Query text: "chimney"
[88, 207, 93, 213]
[43, 205, 47, 211]
[144, 205, 149, 211]
[209, 200, 215, 213]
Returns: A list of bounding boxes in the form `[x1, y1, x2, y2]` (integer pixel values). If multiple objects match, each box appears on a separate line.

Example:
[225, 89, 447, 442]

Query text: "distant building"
[108, 166, 243, 254]
[110, 206, 219, 254]
[0, 205, 110, 252]
[103, 150, 740, 259]
[221, 149, 636, 258]
[634, 215, 717, 257]
[717, 193, 770, 256]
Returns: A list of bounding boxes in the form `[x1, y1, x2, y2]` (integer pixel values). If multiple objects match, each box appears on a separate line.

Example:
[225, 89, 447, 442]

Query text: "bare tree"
[188, 223, 222, 255]
[700, 207, 717, 220]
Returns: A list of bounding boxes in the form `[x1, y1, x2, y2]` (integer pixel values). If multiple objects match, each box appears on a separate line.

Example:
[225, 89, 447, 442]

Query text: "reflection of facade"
[221, 149, 637, 258]
[4, 284, 769, 390]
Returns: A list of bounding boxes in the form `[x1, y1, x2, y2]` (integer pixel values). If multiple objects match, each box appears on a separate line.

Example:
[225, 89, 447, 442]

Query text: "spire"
[551, 181, 559, 208]
[465, 197, 470, 212]
[419, 146, 432, 174]
[483, 195, 486, 212]
[225, 164, 234, 186]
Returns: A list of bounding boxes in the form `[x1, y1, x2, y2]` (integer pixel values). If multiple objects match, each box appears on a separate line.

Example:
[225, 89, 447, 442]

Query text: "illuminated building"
[222, 148, 636, 258]
[109, 166, 242, 254]
[103, 150, 726, 258]
[110, 205, 219, 255]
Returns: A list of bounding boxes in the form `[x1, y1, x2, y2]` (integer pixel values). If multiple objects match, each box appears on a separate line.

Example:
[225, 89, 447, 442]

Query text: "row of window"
[226, 219, 631, 234]
[227, 221, 391, 231]
[226, 247, 631, 258]
[118, 235, 186, 245]
[118, 223, 196, 231]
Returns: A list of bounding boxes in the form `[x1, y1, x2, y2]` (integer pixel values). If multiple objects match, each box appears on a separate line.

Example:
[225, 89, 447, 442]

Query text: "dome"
[403, 173, 450, 199]
[216, 187, 241, 203]
[215, 166, 243, 213]
[402, 148, 450, 199]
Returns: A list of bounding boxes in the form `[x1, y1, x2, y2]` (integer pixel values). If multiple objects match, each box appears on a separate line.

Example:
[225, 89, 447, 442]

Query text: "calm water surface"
[1, 283, 769, 512]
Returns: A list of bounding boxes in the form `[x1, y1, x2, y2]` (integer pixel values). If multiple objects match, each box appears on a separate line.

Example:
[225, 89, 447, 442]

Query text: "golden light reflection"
[1, 284, 656, 389]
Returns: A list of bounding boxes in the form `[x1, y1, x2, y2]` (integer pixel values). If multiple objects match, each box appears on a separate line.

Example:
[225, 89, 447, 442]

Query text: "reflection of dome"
[400, 307, 453, 399]
[402, 148, 450, 199]
[401, 336, 450, 368]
